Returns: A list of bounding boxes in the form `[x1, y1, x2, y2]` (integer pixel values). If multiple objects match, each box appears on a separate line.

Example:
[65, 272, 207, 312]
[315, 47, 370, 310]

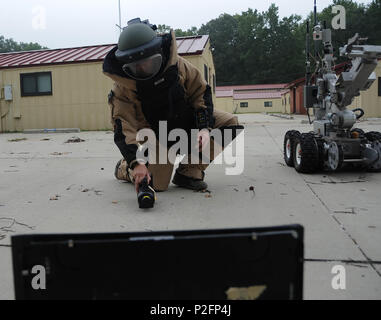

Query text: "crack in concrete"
[262, 125, 282, 152]
[305, 258, 381, 265]
[0, 218, 36, 243]
[0, 218, 35, 231]
[306, 180, 367, 185]
[304, 183, 381, 278]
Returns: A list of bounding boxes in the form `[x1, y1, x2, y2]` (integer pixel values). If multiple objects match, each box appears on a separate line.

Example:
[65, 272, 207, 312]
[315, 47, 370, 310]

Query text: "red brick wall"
[296, 85, 307, 115]
[289, 85, 307, 115]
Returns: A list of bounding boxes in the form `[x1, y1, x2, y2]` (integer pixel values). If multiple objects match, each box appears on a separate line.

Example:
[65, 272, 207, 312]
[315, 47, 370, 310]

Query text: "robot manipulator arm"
[335, 34, 381, 109]
[335, 56, 379, 109]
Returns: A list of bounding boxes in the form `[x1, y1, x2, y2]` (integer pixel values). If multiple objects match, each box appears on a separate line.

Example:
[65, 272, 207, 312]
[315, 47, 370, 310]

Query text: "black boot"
[172, 170, 208, 191]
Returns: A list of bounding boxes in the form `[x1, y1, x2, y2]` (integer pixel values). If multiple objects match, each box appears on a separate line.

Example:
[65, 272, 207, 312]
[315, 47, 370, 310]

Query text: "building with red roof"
[216, 83, 288, 114]
[0, 35, 215, 132]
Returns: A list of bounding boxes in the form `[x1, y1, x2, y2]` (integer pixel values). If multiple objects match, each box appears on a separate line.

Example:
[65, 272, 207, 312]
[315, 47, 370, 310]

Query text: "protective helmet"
[115, 19, 163, 81]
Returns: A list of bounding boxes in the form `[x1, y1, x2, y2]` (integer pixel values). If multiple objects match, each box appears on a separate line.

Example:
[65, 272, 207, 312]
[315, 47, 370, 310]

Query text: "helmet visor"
[122, 54, 163, 80]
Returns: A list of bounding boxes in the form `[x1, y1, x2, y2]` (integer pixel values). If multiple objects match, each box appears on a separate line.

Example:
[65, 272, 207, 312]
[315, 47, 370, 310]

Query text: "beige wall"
[358, 62, 381, 118]
[0, 47, 216, 132]
[217, 96, 283, 114]
[234, 98, 283, 114]
[185, 41, 217, 107]
[282, 91, 291, 114]
[216, 97, 234, 113]
[0, 63, 113, 132]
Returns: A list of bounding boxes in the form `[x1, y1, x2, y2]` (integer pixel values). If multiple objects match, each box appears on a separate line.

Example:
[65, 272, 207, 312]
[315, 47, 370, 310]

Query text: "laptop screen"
[12, 225, 304, 300]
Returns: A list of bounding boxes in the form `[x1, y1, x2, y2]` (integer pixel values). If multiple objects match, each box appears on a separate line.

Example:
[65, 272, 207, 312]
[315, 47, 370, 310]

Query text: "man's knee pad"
[230, 116, 239, 126]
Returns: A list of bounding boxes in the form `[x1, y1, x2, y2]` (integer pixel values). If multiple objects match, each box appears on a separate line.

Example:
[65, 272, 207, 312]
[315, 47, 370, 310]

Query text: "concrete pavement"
[1, 113, 380, 300]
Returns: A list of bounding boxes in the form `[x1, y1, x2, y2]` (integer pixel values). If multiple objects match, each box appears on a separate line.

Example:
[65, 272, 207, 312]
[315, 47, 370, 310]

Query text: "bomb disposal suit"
[103, 19, 242, 192]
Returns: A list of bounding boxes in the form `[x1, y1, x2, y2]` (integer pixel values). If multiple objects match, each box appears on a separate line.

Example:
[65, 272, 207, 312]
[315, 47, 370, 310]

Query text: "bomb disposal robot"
[284, 7, 381, 173]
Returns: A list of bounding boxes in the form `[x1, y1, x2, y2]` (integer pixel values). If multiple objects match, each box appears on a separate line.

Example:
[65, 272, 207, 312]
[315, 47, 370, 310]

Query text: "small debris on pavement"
[65, 137, 85, 143]
[80, 187, 103, 196]
[334, 208, 357, 215]
[50, 195, 61, 201]
[51, 152, 71, 156]
[195, 189, 211, 194]
[205, 194, 212, 198]
[8, 138, 27, 142]
[41, 138, 51, 141]
[112, 201, 118, 204]
[249, 186, 256, 198]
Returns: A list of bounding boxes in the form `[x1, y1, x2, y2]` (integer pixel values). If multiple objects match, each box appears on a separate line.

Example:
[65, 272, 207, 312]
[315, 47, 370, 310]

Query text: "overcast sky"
[0, 0, 374, 49]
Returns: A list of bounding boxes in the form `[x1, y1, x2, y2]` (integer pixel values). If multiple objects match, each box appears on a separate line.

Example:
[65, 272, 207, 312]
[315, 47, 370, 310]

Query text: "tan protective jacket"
[103, 31, 211, 148]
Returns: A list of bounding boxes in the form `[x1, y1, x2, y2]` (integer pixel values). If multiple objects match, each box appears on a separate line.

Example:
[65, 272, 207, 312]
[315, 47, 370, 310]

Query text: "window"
[240, 102, 248, 108]
[204, 65, 208, 83]
[264, 101, 273, 108]
[378, 77, 381, 97]
[20, 72, 52, 97]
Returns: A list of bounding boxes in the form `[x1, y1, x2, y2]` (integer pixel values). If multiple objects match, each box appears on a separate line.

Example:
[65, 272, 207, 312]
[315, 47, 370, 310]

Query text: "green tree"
[199, 13, 239, 85]
[199, 6, 305, 85]
[365, 0, 381, 45]
[0, 35, 47, 53]
[157, 24, 199, 37]
[156, 24, 172, 34]
[201, 1, 381, 86]
[174, 27, 199, 37]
